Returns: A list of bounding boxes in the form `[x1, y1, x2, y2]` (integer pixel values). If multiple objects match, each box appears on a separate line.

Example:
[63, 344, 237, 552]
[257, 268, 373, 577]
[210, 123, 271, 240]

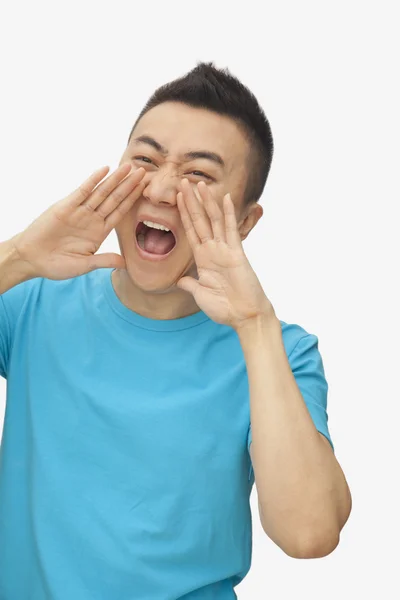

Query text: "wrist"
[235, 301, 278, 334]
[236, 309, 281, 347]
[0, 237, 37, 294]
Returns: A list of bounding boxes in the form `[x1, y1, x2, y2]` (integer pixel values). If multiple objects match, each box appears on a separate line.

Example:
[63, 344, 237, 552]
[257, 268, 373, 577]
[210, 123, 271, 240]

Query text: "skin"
[112, 101, 263, 320]
[0, 165, 147, 294]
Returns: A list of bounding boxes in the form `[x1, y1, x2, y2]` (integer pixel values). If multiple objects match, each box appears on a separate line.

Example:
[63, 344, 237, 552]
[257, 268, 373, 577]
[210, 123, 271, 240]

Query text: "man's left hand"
[176, 179, 274, 330]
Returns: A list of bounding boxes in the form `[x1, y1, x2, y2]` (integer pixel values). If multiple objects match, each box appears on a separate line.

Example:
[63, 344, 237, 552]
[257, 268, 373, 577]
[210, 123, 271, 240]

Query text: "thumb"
[87, 253, 126, 271]
[176, 276, 199, 296]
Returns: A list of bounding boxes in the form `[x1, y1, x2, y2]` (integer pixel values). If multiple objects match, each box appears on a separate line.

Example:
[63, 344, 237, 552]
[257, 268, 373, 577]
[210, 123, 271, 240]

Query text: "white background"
[0, 1, 399, 598]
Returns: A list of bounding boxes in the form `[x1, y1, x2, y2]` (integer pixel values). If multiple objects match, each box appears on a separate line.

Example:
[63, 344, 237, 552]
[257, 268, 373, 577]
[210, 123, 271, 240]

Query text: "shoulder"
[1, 277, 42, 325]
[0, 269, 108, 326]
[279, 320, 320, 357]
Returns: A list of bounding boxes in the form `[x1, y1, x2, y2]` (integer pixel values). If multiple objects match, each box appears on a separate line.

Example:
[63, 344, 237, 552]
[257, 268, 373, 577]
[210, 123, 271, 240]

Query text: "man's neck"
[111, 269, 201, 321]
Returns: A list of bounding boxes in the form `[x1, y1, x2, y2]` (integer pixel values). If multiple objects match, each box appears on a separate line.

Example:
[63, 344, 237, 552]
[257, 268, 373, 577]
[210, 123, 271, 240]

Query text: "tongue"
[144, 228, 175, 255]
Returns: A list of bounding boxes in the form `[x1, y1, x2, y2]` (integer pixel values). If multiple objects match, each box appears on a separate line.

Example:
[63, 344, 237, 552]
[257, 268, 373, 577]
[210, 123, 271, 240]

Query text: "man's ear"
[238, 202, 263, 241]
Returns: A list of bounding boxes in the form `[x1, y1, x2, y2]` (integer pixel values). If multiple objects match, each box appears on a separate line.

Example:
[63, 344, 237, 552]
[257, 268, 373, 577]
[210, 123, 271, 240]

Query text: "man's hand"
[11, 164, 146, 281]
[176, 178, 273, 329]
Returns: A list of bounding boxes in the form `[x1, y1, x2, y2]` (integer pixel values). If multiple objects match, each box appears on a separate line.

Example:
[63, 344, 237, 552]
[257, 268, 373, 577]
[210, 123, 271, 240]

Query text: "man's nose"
[142, 170, 179, 207]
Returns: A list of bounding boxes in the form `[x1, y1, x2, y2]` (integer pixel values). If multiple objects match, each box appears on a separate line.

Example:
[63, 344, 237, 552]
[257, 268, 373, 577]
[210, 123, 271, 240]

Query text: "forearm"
[237, 314, 351, 557]
[0, 237, 34, 295]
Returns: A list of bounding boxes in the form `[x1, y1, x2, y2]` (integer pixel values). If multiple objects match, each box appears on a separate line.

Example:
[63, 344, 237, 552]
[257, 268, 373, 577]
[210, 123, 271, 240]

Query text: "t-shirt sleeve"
[0, 296, 11, 379]
[0, 279, 37, 380]
[247, 331, 333, 454]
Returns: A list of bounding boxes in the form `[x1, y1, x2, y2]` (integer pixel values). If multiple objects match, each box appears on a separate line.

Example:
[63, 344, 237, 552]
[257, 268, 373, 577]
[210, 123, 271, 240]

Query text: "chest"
[22, 317, 251, 483]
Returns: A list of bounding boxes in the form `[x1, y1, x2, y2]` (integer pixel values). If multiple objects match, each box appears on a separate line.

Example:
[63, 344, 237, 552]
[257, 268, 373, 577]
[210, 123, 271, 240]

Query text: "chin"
[123, 262, 182, 295]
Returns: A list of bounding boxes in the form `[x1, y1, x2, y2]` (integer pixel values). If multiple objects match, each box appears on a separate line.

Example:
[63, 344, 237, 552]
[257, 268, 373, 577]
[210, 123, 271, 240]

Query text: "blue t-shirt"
[0, 268, 332, 599]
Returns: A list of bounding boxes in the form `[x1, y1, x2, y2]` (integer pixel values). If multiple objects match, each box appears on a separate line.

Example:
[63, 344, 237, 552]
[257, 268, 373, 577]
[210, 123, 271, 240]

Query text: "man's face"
[115, 101, 262, 293]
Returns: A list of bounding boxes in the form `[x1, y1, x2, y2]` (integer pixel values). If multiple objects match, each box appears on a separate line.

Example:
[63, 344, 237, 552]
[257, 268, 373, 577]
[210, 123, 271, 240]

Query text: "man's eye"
[134, 156, 153, 164]
[190, 171, 213, 180]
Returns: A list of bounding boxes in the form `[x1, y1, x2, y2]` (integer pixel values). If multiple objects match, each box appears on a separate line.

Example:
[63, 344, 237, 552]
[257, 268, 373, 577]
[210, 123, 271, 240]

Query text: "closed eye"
[189, 170, 214, 181]
[133, 158, 213, 181]
[134, 156, 154, 164]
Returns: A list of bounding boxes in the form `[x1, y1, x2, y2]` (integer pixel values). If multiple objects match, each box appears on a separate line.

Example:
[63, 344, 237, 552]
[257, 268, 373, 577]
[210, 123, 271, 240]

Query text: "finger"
[70, 166, 111, 206]
[177, 191, 200, 249]
[80, 164, 133, 211]
[104, 176, 147, 231]
[176, 275, 200, 297]
[96, 167, 146, 219]
[197, 181, 226, 243]
[181, 178, 213, 243]
[223, 193, 242, 247]
[86, 252, 126, 272]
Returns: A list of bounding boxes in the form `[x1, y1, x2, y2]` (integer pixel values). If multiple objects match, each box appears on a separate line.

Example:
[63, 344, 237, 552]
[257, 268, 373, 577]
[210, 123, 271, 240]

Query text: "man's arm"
[173, 179, 352, 558]
[239, 315, 352, 559]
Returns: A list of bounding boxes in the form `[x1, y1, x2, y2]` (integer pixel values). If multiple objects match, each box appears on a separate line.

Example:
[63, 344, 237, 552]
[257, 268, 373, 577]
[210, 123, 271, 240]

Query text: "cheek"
[114, 211, 135, 241]
[176, 234, 193, 256]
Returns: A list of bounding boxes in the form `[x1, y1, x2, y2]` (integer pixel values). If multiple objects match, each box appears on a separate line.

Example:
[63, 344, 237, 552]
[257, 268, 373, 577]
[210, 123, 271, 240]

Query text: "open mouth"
[135, 222, 177, 256]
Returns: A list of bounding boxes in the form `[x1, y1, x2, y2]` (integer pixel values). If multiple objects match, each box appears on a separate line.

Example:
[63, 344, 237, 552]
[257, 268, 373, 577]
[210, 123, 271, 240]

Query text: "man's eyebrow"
[183, 150, 225, 168]
[132, 135, 225, 168]
[133, 135, 168, 155]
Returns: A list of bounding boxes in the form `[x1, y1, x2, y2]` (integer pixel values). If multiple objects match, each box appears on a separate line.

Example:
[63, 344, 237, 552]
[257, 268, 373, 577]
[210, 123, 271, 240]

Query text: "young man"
[0, 63, 351, 599]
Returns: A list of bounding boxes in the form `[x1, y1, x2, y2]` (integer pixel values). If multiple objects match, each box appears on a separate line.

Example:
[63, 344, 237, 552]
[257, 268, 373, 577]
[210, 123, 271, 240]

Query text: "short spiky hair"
[128, 62, 274, 205]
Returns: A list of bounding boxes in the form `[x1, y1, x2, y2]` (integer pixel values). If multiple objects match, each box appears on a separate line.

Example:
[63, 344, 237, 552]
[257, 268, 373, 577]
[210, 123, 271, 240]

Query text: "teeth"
[142, 220, 170, 232]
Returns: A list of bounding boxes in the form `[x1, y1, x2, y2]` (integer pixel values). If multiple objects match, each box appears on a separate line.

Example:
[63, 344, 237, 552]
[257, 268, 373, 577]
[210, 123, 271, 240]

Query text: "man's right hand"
[10, 164, 146, 281]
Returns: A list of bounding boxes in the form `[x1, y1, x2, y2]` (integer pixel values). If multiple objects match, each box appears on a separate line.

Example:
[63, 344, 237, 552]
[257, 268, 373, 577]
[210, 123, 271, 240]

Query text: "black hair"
[129, 62, 274, 205]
